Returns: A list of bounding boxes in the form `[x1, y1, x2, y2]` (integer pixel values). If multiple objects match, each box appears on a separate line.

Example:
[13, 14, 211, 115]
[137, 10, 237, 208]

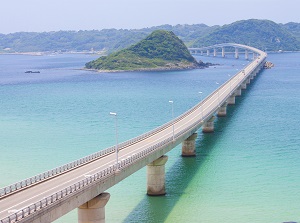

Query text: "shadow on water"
[123, 71, 264, 223]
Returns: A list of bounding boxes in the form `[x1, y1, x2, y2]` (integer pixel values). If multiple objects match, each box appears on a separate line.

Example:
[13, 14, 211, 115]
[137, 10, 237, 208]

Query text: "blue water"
[0, 52, 299, 223]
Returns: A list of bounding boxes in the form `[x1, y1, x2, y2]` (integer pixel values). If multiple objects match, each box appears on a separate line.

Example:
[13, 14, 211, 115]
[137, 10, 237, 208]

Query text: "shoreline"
[81, 64, 215, 73]
[0, 51, 105, 56]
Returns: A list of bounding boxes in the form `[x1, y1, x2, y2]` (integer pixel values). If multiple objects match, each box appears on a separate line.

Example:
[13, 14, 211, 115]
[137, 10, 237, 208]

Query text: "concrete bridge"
[0, 44, 267, 223]
[189, 43, 263, 60]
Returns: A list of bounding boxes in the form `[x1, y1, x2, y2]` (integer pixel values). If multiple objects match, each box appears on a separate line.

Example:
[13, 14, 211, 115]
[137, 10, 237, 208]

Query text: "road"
[0, 45, 267, 222]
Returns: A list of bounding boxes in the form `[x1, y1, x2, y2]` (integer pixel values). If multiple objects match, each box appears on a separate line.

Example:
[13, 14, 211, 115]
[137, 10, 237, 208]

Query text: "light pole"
[169, 100, 175, 141]
[216, 82, 220, 106]
[110, 112, 119, 170]
[199, 91, 203, 120]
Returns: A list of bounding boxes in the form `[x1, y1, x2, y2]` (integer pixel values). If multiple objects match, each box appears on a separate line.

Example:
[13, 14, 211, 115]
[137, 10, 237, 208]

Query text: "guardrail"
[0, 146, 116, 198]
[0, 97, 215, 223]
[0, 136, 175, 223]
[0, 45, 267, 222]
[0, 48, 267, 199]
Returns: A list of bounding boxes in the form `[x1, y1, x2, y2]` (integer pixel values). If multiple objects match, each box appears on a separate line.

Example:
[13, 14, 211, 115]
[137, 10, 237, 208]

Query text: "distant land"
[85, 30, 207, 72]
[192, 19, 300, 51]
[1, 19, 300, 54]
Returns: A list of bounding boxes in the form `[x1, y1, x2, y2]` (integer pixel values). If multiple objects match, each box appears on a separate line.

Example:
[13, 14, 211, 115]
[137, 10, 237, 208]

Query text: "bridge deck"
[0, 44, 267, 223]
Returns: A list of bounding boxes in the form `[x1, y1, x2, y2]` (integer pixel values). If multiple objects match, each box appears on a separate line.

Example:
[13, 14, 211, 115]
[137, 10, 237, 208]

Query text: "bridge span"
[189, 43, 263, 60]
[0, 44, 267, 223]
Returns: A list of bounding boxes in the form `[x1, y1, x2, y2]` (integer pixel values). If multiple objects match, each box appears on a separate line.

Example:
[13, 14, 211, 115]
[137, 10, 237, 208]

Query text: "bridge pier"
[246, 78, 251, 84]
[253, 70, 257, 77]
[217, 103, 227, 117]
[235, 48, 239, 59]
[202, 116, 215, 133]
[182, 133, 198, 157]
[235, 86, 242, 96]
[254, 67, 260, 76]
[241, 81, 247, 90]
[147, 155, 168, 196]
[245, 50, 249, 60]
[207, 49, 210, 56]
[222, 47, 225, 57]
[227, 94, 236, 105]
[213, 48, 217, 57]
[78, 193, 110, 223]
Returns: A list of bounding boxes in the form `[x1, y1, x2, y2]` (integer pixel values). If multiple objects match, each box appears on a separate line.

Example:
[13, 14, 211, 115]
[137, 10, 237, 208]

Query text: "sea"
[0, 52, 299, 223]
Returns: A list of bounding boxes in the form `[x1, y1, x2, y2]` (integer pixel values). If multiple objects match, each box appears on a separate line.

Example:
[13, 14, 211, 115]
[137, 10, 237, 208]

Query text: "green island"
[85, 30, 207, 72]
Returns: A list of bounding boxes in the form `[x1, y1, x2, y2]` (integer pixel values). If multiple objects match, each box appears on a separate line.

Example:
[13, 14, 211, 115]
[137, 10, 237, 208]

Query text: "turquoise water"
[0, 53, 299, 223]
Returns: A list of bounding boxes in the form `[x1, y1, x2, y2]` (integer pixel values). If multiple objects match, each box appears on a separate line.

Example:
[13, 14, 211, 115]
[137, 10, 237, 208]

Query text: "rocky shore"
[83, 60, 216, 73]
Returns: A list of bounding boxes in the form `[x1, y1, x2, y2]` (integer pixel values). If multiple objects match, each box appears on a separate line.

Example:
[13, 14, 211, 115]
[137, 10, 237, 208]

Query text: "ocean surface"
[0, 52, 299, 223]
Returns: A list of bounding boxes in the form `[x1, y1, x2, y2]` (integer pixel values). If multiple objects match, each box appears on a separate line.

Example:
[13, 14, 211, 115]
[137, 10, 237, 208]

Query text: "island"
[85, 30, 209, 72]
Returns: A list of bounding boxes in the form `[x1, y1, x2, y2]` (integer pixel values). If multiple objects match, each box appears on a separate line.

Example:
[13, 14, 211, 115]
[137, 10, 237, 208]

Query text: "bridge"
[189, 43, 262, 60]
[0, 44, 267, 223]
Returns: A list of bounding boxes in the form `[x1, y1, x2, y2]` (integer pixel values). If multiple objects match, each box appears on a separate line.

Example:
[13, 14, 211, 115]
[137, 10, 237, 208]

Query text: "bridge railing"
[189, 43, 266, 55]
[0, 93, 222, 222]
[0, 50, 266, 199]
[0, 45, 267, 223]
[0, 135, 175, 223]
[2, 76, 248, 222]
[0, 146, 116, 198]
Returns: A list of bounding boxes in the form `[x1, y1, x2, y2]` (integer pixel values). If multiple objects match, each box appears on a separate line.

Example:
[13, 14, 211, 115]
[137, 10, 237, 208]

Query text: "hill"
[0, 24, 217, 54]
[191, 19, 300, 51]
[85, 30, 203, 71]
[0, 30, 148, 53]
[1, 20, 300, 54]
[281, 22, 300, 41]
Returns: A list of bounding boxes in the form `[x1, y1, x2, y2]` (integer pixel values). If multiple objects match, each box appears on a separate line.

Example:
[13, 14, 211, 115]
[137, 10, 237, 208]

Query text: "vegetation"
[191, 19, 300, 51]
[0, 30, 148, 53]
[0, 24, 216, 54]
[85, 30, 201, 71]
[281, 22, 300, 41]
[1, 20, 300, 54]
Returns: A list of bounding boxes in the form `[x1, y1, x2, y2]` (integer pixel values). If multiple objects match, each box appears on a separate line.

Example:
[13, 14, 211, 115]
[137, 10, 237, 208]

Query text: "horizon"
[1, 0, 299, 34]
[0, 19, 298, 35]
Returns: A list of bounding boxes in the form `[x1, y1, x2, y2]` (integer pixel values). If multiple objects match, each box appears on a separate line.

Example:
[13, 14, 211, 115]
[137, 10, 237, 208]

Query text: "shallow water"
[0, 52, 299, 223]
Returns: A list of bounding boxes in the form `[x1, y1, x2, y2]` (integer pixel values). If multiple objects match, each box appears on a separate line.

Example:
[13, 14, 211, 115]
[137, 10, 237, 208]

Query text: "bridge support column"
[147, 155, 168, 196]
[254, 67, 260, 76]
[246, 78, 251, 84]
[227, 94, 235, 105]
[222, 47, 225, 57]
[182, 133, 198, 157]
[213, 48, 217, 57]
[207, 49, 210, 56]
[235, 48, 239, 59]
[78, 193, 110, 223]
[202, 116, 215, 133]
[235, 86, 242, 96]
[253, 70, 257, 77]
[245, 50, 249, 60]
[241, 81, 247, 90]
[217, 103, 227, 117]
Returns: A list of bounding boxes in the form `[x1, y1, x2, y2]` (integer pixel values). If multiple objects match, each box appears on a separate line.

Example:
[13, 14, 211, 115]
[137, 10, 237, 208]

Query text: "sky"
[0, 0, 299, 34]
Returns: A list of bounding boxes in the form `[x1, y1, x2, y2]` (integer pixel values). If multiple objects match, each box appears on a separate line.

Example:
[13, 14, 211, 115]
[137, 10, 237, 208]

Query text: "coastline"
[82, 63, 211, 73]
[0, 51, 106, 56]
